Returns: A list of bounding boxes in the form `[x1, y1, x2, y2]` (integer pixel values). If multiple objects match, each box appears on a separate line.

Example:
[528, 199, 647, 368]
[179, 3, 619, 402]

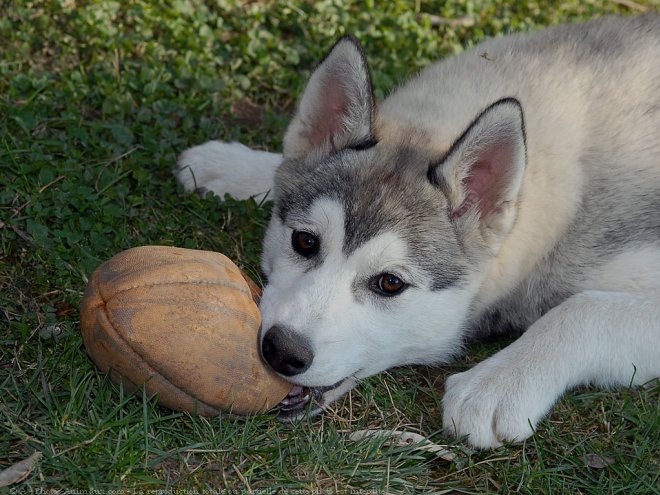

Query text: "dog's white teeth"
[289, 385, 305, 397]
[278, 386, 312, 409]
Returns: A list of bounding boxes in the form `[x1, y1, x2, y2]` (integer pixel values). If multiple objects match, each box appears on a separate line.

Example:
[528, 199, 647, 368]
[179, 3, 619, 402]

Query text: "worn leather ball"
[79, 246, 292, 415]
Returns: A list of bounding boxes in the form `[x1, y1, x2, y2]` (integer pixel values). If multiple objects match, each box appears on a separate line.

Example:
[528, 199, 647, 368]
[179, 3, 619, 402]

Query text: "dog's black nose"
[261, 326, 314, 376]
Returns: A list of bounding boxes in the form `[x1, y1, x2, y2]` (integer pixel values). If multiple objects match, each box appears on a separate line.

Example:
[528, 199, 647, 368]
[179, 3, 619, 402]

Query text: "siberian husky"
[176, 14, 660, 448]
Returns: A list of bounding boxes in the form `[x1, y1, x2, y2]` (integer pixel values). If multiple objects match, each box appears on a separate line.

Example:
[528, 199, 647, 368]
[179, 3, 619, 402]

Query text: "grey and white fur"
[176, 14, 660, 448]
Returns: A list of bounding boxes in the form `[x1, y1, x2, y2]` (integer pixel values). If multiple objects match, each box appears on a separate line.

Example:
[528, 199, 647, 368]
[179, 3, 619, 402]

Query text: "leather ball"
[79, 246, 291, 415]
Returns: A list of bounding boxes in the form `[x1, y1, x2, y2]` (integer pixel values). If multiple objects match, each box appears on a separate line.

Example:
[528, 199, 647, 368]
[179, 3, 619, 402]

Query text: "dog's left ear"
[283, 36, 375, 159]
[429, 98, 527, 245]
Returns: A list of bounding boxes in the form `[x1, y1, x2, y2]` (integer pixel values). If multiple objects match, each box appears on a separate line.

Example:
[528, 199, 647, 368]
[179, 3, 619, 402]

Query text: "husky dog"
[176, 14, 660, 448]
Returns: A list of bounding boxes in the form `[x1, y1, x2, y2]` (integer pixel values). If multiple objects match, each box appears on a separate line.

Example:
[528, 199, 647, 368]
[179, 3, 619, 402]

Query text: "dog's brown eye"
[375, 273, 407, 296]
[292, 230, 319, 258]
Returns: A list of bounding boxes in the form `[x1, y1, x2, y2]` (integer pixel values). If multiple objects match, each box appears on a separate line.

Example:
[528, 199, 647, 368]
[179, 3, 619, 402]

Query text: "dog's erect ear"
[429, 98, 527, 244]
[283, 36, 375, 159]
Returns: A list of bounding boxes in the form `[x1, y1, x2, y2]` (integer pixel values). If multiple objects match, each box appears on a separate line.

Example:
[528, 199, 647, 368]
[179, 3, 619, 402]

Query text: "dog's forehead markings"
[306, 197, 346, 250]
[278, 150, 467, 290]
[348, 231, 411, 272]
[279, 162, 407, 254]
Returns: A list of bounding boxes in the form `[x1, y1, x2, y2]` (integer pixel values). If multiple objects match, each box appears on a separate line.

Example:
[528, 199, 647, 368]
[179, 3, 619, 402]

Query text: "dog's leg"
[442, 289, 660, 448]
[175, 141, 282, 200]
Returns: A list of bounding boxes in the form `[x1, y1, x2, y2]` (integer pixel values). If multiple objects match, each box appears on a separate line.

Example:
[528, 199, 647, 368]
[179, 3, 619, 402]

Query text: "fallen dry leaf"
[586, 453, 616, 469]
[0, 452, 42, 487]
[349, 429, 455, 461]
[231, 98, 265, 126]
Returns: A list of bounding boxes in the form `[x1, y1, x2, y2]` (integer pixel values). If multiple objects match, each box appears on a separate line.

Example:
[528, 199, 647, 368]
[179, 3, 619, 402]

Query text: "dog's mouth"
[276, 385, 325, 419]
[276, 377, 357, 421]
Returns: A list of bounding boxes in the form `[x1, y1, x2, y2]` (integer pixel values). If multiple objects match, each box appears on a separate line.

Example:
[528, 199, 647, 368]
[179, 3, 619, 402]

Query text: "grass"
[1, 0, 659, 492]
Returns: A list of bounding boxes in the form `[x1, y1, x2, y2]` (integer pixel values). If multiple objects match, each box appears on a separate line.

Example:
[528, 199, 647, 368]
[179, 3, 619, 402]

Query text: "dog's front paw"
[175, 141, 281, 200]
[442, 356, 558, 448]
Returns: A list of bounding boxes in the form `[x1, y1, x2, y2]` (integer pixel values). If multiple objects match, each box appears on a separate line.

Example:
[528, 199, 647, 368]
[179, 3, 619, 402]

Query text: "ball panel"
[81, 290, 222, 416]
[80, 246, 292, 415]
[104, 283, 264, 409]
[95, 247, 250, 303]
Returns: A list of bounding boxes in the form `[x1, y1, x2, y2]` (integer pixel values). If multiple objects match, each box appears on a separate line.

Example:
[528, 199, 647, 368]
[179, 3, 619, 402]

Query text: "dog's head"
[258, 37, 527, 416]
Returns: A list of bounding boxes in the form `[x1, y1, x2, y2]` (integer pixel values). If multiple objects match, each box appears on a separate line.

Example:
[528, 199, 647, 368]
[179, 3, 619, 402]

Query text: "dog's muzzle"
[259, 325, 360, 419]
